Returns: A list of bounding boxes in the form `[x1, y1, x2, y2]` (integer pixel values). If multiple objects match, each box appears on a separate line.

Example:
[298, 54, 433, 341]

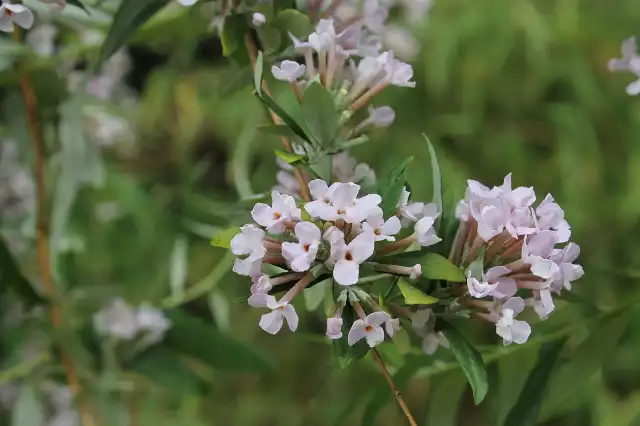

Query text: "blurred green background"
[2, 0, 640, 424]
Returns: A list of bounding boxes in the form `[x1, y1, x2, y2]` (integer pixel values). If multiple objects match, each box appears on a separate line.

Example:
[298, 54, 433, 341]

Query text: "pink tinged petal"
[248, 294, 275, 308]
[347, 320, 367, 345]
[331, 182, 360, 209]
[295, 221, 321, 244]
[365, 327, 385, 347]
[233, 258, 260, 276]
[11, 8, 33, 30]
[251, 275, 272, 294]
[510, 320, 532, 344]
[536, 289, 555, 319]
[259, 310, 284, 335]
[329, 239, 348, 262]
[385, 318, 400, 337]
[251, 203, 274, 227]
[502, 297, 525, 315]
[494, 277, 517, 299]
[366, 213, 384, 229]
[367, 311, 391, 327]
[334, 260, 359, 286]
[0, 13, 14, 32]
[308, 179, 329, 200]
[348, 231, 375, 262]
[326, 317, 343, 339]
[485, 266, 510, 282]
[305, 200, 337, 221]
[411, 308, 432, 331]
[562, 243, 581, 263]
[290, 254, 313, 272]
[381, 215, 401, 236]
[271, 65, 290, 81]
[467, 277, 497, 298]
[396, 188, 410, 208]
[282, 305, 298, 331]
[324, 226, 344, 244]
[266, 221, 286, 235]
[530, 257, 560, 279]
[511, 187, 536, 207]
[627, 79, 640, 96]
[422, 202, 440, 219]
[403, 202, 424, 220]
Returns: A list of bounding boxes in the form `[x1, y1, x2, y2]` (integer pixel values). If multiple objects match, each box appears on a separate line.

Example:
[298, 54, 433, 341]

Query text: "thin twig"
[243, 34, 311, 201]
[371, 348, 419, 426]
[13, 28, 96, 426]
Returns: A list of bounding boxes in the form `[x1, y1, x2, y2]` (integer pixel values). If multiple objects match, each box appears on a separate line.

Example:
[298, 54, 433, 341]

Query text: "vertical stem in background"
[12, 29, 96, 426]
[351, 301, 418, 426]
[243, 34, 311, 201]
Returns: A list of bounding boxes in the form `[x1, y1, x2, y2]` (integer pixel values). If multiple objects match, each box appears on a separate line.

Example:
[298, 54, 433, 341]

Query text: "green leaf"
[130, 348, 209, 395]
[503, 339, 567, 426]
[303, 278, 330, 311]
[273, 9, 312, 39]
[12, 386, 44, 426]
[440, 320, 488, 404]
[258, 124, 303, 140]
[97, 0, 169, 69]
[165, 310, 272, 374]
[422, 253, 465, 282]
[539, 312, 631, 419]
[274, 149, 305, 164]
[169, 236, 188, 299]
[209, 227, 241, 249]
[0, 38, 27, 72]
[253, 53, 310, 141]
[380, 157, 414, 217]
[301, 81, 339, 147]
[333, 304, 369, 369]
[309, 155, 333, 181]
[221, 13, 250, 63]
[0, 237, 44, 306]
[361, 362, 417, 426]
[424, 135, 443, 230]
[258, 26, 282, 53]
[397, 278, 439, 305]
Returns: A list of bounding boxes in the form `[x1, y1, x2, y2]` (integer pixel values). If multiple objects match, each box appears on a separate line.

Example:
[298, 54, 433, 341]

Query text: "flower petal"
[367, 311, 391, 327]
[282, 304, 299, 331]
[251, 203, 274, 227]
[347, 319, 367, 346]
[295, 221, 321, 244]
[381, 215, 401, 236]
[259, 310, 283, 335]
[308, 179, 328, 200]
[348, 231, 375, 262]
[365, 327, 385, 347]
[334, 260, 359, 285]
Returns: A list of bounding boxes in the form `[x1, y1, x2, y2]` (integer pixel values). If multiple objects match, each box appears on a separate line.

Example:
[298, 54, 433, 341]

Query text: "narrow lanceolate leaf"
[397, 278, 439, 305]
[301, 82, 339, 147]
[440, 320, 489, 404]
[67, 0, 90, 13]
[165, 310, 272, 374]
[209, 227, 241, 249]
[424, 135, 443, 230]
[221, 13, 250, 63]
[274, 149, 304, 164]
[539, 312, 631, 419]
[425, 372, 467, 426]
[11, 386, 44, 426]
[97, 0, 169, 69]
[503, 339, 567, 426]
[380, 157, 414, 217]
[422, 253, 466, 282]
[0, 236, 44, 306]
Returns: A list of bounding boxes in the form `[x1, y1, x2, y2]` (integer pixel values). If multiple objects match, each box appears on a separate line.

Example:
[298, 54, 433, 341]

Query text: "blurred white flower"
[26, 24, 57, 57]
[326, 317, 344, 339]
[609, 37, 640, 95]
[177, 0, 198, 5]
[384, 317, 400, 337]
[93, 298, 138, 341]
[251, 190, 301, 234]
[136, 303, 171, 342]
[252, 12, 266, 27]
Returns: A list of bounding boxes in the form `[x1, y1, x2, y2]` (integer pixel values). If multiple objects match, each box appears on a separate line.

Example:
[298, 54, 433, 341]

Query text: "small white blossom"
[411, 308, 449, 354]
[0, 2, 33, 32]
[93, 298, 138, 341]
[361, 213, 401, 241]
[357, 106, 396, 131]
[177, 0, 198, 5]
[252, 12, 266, 27]
[271, 60, 306, 82]
[255, 295, 299, 334]
[495, 297, 531, 345]
[522, 231, 560, 279]
[396, 187, 424, 225]
[527, 281, 555, 320]
[282, 221, 321, 272]
[326, 317, 344, 339]
[467, 266, 516, 299]
[421, 331, 450, 355]
[385, 318, 400, 337]
[414, 216, 441, 247]
[330, 231, 375, 285]
[233, 258, 262, 277]
[332, 152, 376, 186]
[549, 243, 584, 291]
[348, 311, 391, 347]
[536, 194, 571, 243]
[231, 225, 266, 276]
[307, 18, 336, 52]
[385, 57, 416, 87]
[608, 37, 640, 95]
[252, 190, 301, 234]
[136, 303, 171, 343]
[305, 180, 381, 223]
[409, 264, 422, 280]
[250, 275, 272, 295]
[323, 225, 345, 244]
[26, 24, 57, 57]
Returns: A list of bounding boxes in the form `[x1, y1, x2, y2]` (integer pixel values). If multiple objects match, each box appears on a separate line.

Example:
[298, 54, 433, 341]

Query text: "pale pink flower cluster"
[455, 174, 583, 345]
[229, 180, 440, 343]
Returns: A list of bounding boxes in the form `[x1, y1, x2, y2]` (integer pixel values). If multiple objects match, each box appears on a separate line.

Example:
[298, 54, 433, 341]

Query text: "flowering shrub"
[0, 0, 636, 425]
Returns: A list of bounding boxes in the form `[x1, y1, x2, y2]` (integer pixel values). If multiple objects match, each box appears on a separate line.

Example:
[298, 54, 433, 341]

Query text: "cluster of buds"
[230, 180, 440, 346]
[453, 174, 583, 345]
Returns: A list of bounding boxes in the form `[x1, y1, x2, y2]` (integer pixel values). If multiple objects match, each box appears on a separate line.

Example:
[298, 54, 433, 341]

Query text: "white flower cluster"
[93, 298, 171, 345]
[230, 180, 440, 346]
[455, 174, 584, 345]
[608, 37, 640, 96]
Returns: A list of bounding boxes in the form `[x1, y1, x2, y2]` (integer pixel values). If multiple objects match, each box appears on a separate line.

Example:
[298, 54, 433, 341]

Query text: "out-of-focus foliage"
[1, 0, 640, 424]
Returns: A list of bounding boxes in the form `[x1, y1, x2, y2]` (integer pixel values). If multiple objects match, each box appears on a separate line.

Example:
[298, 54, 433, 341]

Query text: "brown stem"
[290, 82, 302, 103]
[350, 81, 388, 112]
[375, 235, 416, 256]
[371, 348, 419, 426]
[320, 0, 345, 18]
[12, 29, 96, 426]
[244, 34, 310, 201]
[281, 271, 314, 303]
